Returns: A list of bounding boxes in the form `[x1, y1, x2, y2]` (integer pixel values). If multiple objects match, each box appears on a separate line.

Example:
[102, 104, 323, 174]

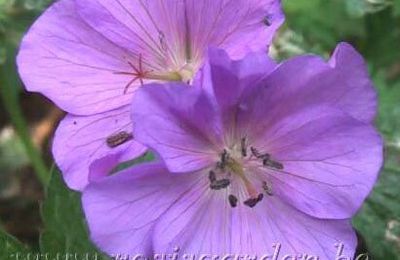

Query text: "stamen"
[241, 138, 247, 157]
[250, 147, 270, 160]
[263, 159, 284, 170]
[228, 195, 238, 208]
[262, 181, 273, 196]
[217, 149, 229, 170]
[243, 193, 264, 208]
[106, 131, 133, 148]
[208, 170, 217, 183]
[210, 179, 231, 190]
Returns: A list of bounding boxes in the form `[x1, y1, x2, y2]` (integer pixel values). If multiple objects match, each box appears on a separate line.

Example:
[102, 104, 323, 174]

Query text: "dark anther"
[244, 193, 264, 208]
[251, 147, 270, 160]
[106, 131, 134, 148]
[209, 170, 217, 183]
[263, 16, 271, 26]
[241, 138, 247, 157]
[217, 149, 229, 170]
[228, 195, 238, 208]
[263, 159, 284, 170]
[244, 197, 259, 208]
[210, 179, 231, 190]
[262, 181, 273, 196]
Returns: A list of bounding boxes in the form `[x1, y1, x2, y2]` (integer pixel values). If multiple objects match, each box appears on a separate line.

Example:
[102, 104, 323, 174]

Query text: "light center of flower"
[115, 54, 198, 94]
[208, 137, 285, 209]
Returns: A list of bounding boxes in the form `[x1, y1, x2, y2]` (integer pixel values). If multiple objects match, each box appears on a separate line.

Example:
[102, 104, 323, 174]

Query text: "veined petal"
[17, 0, 144, 115]
[153, 191, 356, 259]
[131, 83, 223, 173]
[82, 162, 202, 256]
[76, 0, 284, 69]
[53, 105, 146, 191]
[255, 105, 383, 219]
[195, 48, 277, 139]
[260, 42, 377, 123]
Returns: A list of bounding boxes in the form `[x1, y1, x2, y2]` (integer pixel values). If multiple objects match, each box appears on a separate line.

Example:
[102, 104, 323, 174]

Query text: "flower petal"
[53, 105, 146, 191]
[153, 191, 356, 259]
[195, 48, 277, 136]
[17, 0, 143, 115]
[260, 42, 377, 123]
[82, 162, 201, 256]
[75, 0, 284, 63]
[256, 105, 383, 219]
[131, 83, 223, 173]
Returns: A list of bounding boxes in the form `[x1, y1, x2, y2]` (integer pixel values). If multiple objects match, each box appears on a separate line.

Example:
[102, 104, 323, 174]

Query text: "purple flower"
[82, 44, 383, 257]
[16, 0, 284, 190]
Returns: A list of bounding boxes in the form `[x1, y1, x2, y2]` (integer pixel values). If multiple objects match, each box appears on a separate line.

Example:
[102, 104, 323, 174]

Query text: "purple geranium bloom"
[16, 0, 284, 190]
[82, 44, 383, 257]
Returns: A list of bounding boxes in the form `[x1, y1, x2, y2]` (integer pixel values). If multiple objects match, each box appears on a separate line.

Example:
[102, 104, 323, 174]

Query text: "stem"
[0, 47, 49, 186]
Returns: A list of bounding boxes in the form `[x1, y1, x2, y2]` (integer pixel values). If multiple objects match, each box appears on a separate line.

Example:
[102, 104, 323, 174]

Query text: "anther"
[241, 138, 247, 157]
[263, 159, 284, 170]
[250, 147, 270, 160]
[262, 181, 273, 196]
[243, 193, 264, 208]
[208, 170, 217, 183]
[217, 149, 229, 170]
[228, 195, 238, 208]
[210, 179, 231, 190]
[106, 131, 133, 148]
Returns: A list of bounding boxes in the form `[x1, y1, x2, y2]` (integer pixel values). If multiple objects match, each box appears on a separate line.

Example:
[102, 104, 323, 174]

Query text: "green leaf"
[0, 229, 29, 259]
[40, 169, 108, 259]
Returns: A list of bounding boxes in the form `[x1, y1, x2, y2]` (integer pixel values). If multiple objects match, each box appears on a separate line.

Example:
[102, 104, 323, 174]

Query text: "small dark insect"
[106, 131, 134, 148]
[241, 138, 247, 157]
[263, 159, 284, 170]
[250, 147, 270, 160]
[228, 194, 238, 208]
[210, 179, 231, 190]
[263, 16, 271, 26]
[208, 170, 217, 183]
[262, 181, 273, 196]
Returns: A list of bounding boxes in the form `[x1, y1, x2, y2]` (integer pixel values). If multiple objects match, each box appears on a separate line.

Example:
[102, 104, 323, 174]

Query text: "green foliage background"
[0, 0, 399, 259]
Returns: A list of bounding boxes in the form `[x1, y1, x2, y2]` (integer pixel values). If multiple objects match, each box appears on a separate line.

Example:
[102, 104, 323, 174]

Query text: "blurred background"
[0, 0, 399, 258]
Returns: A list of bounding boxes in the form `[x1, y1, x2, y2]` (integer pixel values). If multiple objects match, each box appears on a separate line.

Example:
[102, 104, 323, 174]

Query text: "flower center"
[208, 137, 284, 209]
[114, 54, 198, 94]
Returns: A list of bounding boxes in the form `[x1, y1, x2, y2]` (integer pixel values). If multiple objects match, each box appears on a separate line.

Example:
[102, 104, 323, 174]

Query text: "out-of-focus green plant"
[0, 0, 53, 185]
[346, 0, 394, 17]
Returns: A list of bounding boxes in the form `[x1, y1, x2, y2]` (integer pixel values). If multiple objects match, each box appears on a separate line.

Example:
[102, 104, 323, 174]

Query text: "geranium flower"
[16, 0, 284, 190]
[82, 44, 383, 257]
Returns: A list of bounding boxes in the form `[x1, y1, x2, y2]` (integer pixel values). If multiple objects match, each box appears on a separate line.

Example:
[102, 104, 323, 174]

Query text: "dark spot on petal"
[263, 16, 271, 26]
